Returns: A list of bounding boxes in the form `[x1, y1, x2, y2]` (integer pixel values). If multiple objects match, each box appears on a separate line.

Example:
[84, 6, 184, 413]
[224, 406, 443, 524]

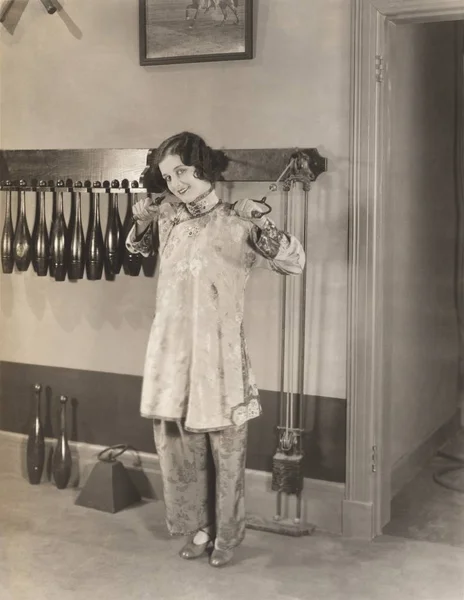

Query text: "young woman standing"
[127, 132, 305, 567]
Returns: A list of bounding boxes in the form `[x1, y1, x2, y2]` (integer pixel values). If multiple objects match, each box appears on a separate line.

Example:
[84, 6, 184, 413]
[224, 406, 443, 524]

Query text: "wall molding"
[371, 0, 464, 22]
[347, 0, 390, 539]
[0, 430, 345, 535]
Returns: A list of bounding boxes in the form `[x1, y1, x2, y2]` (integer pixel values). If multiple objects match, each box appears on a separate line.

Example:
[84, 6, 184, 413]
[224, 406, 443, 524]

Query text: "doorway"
[380, 18, 464, 547]
[346, 0, 464, 540]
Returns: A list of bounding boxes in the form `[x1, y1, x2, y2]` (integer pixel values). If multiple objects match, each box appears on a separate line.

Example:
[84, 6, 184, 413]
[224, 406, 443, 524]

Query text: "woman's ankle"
[193, 525, 213, 545]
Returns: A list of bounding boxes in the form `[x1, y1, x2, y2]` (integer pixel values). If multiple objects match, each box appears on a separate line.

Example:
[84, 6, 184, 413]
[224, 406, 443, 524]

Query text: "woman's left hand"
[232, 198, 272, 222]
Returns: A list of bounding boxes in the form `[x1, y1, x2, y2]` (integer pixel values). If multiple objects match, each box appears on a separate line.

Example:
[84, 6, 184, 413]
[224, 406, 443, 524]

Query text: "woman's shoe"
[179, 531, 213, 560]
[209, 547, 234, 567]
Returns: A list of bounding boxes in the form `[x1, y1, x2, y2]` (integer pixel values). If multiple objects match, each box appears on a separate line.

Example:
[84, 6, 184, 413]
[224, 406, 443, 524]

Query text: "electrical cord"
[432, 449, 464, 493]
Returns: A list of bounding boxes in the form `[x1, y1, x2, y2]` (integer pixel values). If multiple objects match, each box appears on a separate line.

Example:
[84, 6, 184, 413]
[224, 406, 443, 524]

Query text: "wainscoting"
[0, 361, 347, 483]
[0, 360, 346, 534]
[0, 430, 345, 535]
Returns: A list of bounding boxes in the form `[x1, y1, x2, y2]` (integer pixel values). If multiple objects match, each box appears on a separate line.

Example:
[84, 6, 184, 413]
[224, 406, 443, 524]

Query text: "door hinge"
[375, 55, 385, 83]
[371, 445, 378, 472]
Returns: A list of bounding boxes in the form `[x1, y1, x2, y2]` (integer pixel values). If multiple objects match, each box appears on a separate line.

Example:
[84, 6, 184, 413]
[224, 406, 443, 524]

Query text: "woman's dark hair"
[146, 131, 229, 193]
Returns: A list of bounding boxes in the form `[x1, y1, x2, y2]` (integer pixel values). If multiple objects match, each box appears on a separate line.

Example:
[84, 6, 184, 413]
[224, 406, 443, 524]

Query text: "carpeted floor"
[383, 430, 464, 548]
[1, 462, 463, 600]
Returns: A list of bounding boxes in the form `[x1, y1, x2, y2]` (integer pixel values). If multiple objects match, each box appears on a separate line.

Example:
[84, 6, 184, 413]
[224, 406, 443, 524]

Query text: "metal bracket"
[372, 445, 378, 473]
[375, 55, 385, 83]
[270, 149, 323, 193]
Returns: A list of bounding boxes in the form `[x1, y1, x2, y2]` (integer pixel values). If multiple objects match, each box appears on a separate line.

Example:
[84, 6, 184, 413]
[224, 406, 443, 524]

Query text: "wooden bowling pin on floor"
[26, 383, 45, 485]
[52, 395, 72, 490]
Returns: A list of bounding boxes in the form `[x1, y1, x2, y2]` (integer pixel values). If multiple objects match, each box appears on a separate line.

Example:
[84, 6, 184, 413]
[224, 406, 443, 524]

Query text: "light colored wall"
[387, 21, 460, 467]
[0, 0, 350, 399]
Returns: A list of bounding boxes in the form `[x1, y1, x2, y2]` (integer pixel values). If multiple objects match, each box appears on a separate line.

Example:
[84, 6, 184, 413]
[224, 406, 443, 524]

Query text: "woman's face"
[159, 153, 211, 203]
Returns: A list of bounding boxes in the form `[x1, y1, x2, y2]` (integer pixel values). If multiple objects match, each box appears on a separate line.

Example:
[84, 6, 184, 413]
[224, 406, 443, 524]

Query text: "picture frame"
[139, 0, 253, 66]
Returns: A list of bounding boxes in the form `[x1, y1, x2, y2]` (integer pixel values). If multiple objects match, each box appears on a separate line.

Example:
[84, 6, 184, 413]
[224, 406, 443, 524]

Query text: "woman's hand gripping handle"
[132, 197, 161, 236]
[232, 197, 272, 227]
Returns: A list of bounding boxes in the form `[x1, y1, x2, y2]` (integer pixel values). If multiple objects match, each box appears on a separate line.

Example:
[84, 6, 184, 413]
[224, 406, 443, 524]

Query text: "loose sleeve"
[249, 217, 305, 275]
[125, 222, 155, 258]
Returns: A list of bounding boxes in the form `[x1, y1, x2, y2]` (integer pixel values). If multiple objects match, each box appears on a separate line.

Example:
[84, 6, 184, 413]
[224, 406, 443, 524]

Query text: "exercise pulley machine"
[246, 149, 327, 537]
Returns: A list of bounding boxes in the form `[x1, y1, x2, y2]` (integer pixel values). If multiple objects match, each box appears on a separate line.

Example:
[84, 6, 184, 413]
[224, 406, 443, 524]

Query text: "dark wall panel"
[0, 148, 327, 187]
[0, 361, 346, 483]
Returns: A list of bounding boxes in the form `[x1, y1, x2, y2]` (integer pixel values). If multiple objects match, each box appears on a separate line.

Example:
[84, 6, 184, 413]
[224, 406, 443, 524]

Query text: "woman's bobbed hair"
[145, 131, 229, 193]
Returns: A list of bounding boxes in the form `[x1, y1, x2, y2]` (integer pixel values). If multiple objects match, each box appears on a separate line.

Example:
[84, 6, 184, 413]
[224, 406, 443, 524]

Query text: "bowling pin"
[68, 184, 85, 280]
[13, 180, 32, 272]
[31, 181, 49, 276]
[123, 181, 143, 277]
[1, 181, 14, 274]
[86, 182, 104, 280]
[104, 180, 124, 278]
[50, 182, 68, 281]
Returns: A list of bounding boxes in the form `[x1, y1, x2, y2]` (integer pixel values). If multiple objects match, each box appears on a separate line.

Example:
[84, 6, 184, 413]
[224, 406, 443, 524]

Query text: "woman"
[126, 132, 305, 567]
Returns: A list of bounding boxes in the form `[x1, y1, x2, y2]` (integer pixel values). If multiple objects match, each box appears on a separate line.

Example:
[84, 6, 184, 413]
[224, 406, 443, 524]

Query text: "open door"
[456, 23, 464, 428]
[347, 0, 464, 539]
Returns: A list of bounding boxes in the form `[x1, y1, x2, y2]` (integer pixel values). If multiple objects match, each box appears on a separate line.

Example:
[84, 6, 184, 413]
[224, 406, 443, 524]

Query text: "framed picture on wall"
[139, 0, 253, 66]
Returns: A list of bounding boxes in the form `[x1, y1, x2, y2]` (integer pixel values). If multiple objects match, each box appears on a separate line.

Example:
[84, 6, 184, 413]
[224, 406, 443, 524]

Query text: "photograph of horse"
[141, 0, 250, 64]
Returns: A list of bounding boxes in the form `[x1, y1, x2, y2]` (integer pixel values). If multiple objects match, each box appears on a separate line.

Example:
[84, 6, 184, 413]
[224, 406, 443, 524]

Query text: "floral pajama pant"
[153, 419, 248, 551]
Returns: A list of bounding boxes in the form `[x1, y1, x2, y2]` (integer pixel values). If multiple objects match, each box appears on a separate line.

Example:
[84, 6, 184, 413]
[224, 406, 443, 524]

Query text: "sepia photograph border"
[139, 0, 253, 66]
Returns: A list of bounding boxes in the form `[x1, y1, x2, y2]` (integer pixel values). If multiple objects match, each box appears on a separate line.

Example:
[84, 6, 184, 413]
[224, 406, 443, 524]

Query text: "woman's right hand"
[132, 197, 159, 223]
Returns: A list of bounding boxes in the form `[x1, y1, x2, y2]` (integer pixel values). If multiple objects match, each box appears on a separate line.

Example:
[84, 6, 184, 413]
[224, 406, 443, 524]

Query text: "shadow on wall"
[0, 267, 158, 334]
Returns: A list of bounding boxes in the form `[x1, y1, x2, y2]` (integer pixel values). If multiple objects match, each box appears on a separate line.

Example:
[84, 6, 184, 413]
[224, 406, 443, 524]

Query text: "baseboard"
[341, 499, 374, 540]
[0, 430, 345, 535]
[391, 409, 462, 498]
[244, 468, 345, 535]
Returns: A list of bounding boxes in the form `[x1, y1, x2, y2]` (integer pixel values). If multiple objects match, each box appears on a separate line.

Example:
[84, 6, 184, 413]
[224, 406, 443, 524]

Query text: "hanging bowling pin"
[123, 181, 143, 277]
[48, 180, 56, 277]
[13, 180, 32, 272]
[86, 182, 104, 280]
[52, 395, 72, 490]
[104, 179, 124, 278]
[50, 181, 68, 281]
[31, 181, 50, 276]
[68, 183, 85, 280]
[1, 181, 15, 274]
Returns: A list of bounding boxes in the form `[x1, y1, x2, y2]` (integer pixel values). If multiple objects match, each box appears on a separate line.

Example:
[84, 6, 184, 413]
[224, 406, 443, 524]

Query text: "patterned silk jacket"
[126, 189, 305, 432]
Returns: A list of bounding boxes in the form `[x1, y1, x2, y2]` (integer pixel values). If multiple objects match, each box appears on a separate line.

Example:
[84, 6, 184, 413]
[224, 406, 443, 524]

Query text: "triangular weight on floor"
[75, 460, 141, 513]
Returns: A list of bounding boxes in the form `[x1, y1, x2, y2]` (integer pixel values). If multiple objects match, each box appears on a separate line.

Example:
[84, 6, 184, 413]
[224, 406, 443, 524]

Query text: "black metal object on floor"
[433, 450, 464, 493]
[75, 445, 141, 513]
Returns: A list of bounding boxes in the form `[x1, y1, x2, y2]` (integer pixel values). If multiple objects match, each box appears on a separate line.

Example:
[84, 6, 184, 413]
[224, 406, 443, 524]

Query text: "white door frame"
[346, 0, 464, 539]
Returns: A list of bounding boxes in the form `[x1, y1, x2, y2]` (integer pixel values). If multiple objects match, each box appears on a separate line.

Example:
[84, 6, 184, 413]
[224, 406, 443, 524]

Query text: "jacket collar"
[184, 187, 219, 217]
